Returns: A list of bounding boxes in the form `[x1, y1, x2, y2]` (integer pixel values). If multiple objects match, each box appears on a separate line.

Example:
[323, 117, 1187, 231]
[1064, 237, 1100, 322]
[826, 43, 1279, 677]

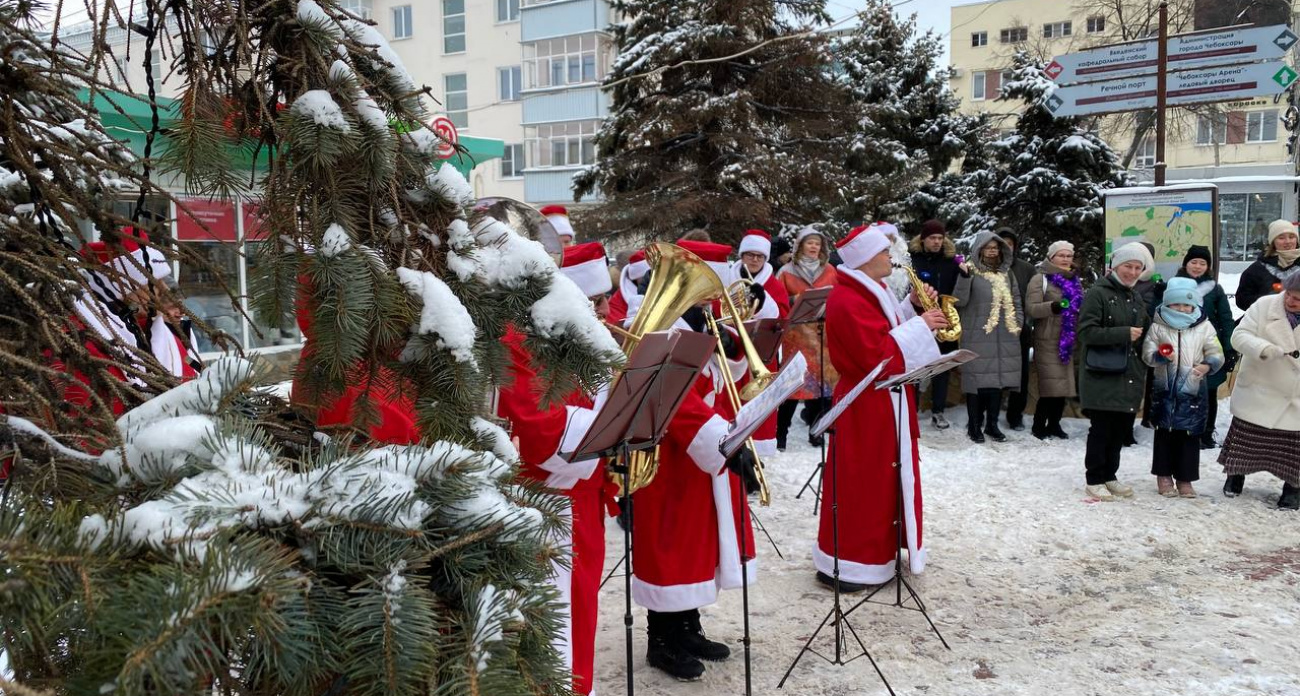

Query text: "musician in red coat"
[607, 248, 648, 327]
[816, 224, 946, 592]
[728, 229, 790, 456]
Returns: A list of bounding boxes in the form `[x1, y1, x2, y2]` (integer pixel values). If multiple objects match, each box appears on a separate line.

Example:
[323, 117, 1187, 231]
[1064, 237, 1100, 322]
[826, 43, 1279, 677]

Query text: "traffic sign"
[1045, 24, 1299, 85]
[1045, 60, 1299, 117]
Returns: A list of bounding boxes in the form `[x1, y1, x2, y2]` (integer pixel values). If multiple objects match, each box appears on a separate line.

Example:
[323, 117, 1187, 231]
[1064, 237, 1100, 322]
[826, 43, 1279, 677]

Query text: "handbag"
[1084, 344, 1129, 374]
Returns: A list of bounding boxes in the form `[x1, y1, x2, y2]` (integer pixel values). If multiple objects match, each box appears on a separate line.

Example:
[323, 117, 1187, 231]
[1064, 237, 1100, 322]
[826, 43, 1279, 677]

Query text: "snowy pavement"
[593, 400, 1300, 695]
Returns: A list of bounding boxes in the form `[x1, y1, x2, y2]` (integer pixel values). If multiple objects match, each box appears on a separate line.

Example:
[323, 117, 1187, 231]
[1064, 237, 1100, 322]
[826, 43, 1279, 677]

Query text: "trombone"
[703, 303, 773, 507]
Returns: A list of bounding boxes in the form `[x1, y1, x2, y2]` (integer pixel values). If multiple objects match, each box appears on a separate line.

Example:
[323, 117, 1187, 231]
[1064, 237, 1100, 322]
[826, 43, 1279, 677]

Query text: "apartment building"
[949, 0, 1300, 266]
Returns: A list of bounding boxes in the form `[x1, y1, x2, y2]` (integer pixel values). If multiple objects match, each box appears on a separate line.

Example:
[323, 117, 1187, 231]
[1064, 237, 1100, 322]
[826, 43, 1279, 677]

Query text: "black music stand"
[778, 358, 895, 693]
[785, 287, 832, 511]
[840, 351, 975, 650]
[567, 329, 718, 696]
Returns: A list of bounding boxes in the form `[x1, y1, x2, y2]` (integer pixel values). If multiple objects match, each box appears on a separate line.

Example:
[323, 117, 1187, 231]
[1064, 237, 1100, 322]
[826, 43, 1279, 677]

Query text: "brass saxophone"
[896, 263, 962, 343]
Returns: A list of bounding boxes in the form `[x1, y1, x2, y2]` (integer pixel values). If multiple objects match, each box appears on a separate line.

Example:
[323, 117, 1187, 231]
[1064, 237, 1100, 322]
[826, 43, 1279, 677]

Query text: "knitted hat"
[920, 219, 946, 240]
[559, 241, 611, 297]
[678, 240, 734, 281]
[1161, 277, 1202, 308]
[835, 224, 892, 270]
[540, 204, 575, 241]
[1110, 242, 1153, 274]
[1268, 219, 1297, 244]
[794, 226, 824, 246]
[1182, 244, 1212, 268]
[737, 229, 772, 259]
[1047, 240, 1074, 262]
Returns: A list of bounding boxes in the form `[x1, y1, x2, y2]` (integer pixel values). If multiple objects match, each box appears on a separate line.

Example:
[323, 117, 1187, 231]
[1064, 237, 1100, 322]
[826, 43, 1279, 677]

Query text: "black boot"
[1222, 475, 1245, 498]
[983, 390, 1007, 443]
[646, 611, 705, 681]
[678, 609, 731, 662]
[1279, 483, 1299, 511]
[816, 570, 869, 594]
[1032, 407, 1049, 440]
[965, 396, 985, 443]
[1199, 431, 1217, 450]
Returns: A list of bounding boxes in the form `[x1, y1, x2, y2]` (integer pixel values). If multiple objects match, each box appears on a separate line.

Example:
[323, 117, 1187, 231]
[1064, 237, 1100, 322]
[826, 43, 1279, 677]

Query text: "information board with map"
[1103, 185, 1219, 280]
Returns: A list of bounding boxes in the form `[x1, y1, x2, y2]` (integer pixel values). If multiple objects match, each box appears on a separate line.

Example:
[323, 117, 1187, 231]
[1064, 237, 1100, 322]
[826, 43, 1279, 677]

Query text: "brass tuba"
[896, 263, 962, 343]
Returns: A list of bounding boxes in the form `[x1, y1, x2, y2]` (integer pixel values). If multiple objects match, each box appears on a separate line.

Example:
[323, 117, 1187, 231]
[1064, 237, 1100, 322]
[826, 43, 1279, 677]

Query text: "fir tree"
[961, 49, 1132, 269]
[573, 0, 844, 246]
[1, 1, 622, 694]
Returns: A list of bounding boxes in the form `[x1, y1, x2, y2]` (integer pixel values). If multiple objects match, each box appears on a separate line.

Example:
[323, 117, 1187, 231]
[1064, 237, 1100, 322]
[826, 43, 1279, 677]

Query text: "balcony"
[524, 168, 599, 204]
[520, 0, 609, 42]
[521, 86, 609, 124]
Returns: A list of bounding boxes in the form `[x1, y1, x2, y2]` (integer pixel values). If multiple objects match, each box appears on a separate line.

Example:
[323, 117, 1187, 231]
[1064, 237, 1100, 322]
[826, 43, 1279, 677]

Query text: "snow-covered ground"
[594, 399, 1300, 695]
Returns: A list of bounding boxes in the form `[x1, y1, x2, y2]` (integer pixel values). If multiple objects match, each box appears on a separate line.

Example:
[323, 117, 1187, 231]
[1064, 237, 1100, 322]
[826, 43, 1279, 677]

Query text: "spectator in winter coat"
[1176, 245, 1236, 449]
[1235, 219, 1300, 312]
[1077, 242, 1153, 501]
[997, 228, 1037, 430]
[1218, 271, 1300, 510]
[1142, 278, 1225, 498]
[776, 226, 839, 448]
[954, 230, 1024, 443]
[1025, 240, 1082, 440]
[909, 219, 962, 430]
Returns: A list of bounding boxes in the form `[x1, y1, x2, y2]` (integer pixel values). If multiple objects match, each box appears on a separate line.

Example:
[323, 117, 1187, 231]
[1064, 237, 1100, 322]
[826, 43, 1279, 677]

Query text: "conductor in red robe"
[816, 223, 947, 592]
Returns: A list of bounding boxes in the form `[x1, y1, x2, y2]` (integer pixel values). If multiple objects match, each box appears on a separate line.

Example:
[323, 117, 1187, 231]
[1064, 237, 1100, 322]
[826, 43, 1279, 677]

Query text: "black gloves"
[682, 306, 708, 333]
[1051, 300, 1065, 315]
[747, 282, 767, 313]
[726, 447, 761, 495]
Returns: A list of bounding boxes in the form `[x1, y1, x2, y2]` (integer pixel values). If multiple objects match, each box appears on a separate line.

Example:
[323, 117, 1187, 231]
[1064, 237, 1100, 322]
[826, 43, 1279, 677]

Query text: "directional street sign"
[1045, 24, 1299, 85]
[1045, 60, 1300, 117]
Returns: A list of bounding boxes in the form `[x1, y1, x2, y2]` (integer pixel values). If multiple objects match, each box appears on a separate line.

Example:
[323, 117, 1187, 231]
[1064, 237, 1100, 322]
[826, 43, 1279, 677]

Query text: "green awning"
[447, 134, 505, 177]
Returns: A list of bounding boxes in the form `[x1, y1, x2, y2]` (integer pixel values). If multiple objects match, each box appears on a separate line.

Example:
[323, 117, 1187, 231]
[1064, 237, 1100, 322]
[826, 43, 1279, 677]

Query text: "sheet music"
[720, 352, 808, 458]
[810, 357, 892, 437]
[874, 349, 977, 390]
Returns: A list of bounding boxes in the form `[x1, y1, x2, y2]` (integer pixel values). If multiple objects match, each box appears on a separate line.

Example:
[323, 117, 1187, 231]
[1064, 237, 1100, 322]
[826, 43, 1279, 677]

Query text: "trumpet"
[896, 263, 962, 343]
[703, 308, 772, 507]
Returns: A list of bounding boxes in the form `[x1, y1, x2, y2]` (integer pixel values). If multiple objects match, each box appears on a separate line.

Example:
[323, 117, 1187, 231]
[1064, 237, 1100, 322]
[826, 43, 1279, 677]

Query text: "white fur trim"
[150, 314, 185, 377]
[548, 214, 575, 239]
[547, 507, 574, 675]
[713, 473, 758, 591]
[618, 260, 649, 301]
[542, 406, 602, 488]
[812, 544, 895, 585]
[838, 228, 891, 270]
[705, 260, 730, 283]
[562, 258, 612, 297]
[738, 235, 771, 259]
[752, 438, 777, 457]
[632, 576, 718, 612]
[728, 259, 772, 286]
[686, 414, 730, 475]
[890, 317, 942, 373]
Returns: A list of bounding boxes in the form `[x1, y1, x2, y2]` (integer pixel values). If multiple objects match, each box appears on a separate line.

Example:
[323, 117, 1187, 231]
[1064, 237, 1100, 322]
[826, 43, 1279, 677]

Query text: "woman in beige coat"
[1025, 241, 1082, 440]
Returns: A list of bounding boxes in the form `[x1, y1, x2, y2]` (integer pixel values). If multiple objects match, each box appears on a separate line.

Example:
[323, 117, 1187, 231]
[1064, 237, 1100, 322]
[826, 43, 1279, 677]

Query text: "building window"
[501, 143, 525, 178]
[1246, 110, 1279, 142]
[1196, 114, 1228, 145]
[444, 73, 468, 128]
[523, 34, 609, 89]
[149, 49, 162, 78]
[443, 0, 466, 54]
[114, 55, 128, 83]
[526, 120, 599, 168]
[497, 0, 520, 22]
[1043, 21, 1072, 38]
[999, 27, 1028, 43]
[341, 0, 373, 19]
[1134, 134, 1156, 169]
[971, 70, 1004, 101]
[1086, 16, 1105, 33]
[499, 66, 522, 101]
[971, 31, 987, 47]
[392, 5, 412, 40]
[1219, 192, 1284, 262]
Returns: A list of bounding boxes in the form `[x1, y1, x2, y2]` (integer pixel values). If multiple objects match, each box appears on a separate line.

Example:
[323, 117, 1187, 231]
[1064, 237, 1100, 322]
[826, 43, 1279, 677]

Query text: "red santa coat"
[631, 351, 755, 612]
[495, 327, 604, 696]
[728, 261, 790, 456]
[607, 289, 629, 327]
[816, 268, 939, 584]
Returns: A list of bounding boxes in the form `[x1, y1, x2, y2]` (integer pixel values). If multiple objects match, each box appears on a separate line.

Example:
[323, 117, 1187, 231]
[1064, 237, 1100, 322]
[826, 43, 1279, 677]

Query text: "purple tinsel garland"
[1049, 273, 1084, 363]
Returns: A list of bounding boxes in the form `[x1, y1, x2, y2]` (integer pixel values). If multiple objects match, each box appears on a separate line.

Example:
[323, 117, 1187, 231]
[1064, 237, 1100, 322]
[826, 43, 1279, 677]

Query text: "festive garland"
[1048, 273, 1084, 363]
[975, 269, 1022, 335]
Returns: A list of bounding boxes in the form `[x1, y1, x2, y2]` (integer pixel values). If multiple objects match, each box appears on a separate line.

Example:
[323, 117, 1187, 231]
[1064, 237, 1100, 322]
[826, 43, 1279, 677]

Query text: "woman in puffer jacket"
[1141, 277, 1225, 498]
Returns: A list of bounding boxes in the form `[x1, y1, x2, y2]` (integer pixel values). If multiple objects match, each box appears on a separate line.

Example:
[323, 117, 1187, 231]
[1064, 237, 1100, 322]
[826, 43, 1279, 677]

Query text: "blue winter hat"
[1161, 277, 1202, 308]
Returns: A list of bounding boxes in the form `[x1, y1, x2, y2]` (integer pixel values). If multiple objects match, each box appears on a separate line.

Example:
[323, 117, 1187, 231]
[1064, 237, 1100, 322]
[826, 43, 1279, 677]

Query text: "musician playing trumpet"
[816, 223, 948, 593]
[727, 230, 791, 456]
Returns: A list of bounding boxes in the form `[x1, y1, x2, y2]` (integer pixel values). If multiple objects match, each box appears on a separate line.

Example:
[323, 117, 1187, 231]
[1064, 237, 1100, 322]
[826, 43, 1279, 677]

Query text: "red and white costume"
[816, 225, 939, 584]
[541, 204, 576, 246]
[630, 240, 757, 611]
[728, 230, 790, 456]
[608, 249, 648, 327]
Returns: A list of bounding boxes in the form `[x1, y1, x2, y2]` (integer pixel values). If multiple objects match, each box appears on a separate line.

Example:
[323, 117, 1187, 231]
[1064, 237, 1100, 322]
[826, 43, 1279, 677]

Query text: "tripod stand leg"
[776, 603, 837, 689]
[599, 553, 625, 591]
[749, 509, 784, 560]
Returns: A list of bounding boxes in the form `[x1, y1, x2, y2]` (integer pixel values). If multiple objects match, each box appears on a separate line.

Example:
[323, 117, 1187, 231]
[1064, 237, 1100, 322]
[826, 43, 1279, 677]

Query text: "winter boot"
[1223, 475, 1245, 498]
[1156, 476, 1177, 498]
[1032, 409, 1049, 440]
[1176, 481, 1197, 499]
[931, 412, 951, 430]
[1104, 480, 1135, 498]
[1279, 483, 1300, 511]
[646, 611, 705, 681]
[983, 391, 1007, 443]
[965, 397, 985, 443]
[1199, 431, 1217, 450]
[679, 610, 731, 662]
[1046, 422, 1070, 440]
[816, 570, 869, 594]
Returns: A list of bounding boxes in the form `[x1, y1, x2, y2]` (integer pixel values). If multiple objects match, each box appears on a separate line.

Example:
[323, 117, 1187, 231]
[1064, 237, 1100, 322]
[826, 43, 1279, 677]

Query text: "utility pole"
[1155, 1, 1169, 186]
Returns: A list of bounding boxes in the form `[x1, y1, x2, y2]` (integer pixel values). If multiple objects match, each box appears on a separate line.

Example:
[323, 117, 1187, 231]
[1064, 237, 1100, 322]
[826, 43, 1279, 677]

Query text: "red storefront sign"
[175, 199, 237, 242]
[242, 201, 268, 241]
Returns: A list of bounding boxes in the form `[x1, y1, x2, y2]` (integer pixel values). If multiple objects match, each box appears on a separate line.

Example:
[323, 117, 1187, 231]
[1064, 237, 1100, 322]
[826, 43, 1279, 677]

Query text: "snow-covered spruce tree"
[831, 0, 985, 229]
[573, 0, 846, 246]
[1, 2, 623, 694]
[961, 50, 1132, 268]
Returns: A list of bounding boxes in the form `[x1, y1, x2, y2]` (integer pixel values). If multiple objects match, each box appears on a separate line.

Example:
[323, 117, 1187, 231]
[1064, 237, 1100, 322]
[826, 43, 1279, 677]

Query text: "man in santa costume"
[607, 248, 648, 327]
[627, 239, 759, 681]
[541, 204, 577, 247]
[815, 223, 947, 593]
[728, 229, 790, 456]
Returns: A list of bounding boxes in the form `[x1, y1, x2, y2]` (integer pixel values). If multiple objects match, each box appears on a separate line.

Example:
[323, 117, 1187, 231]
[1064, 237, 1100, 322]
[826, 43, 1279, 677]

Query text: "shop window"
[1218, 192, 1283, 262]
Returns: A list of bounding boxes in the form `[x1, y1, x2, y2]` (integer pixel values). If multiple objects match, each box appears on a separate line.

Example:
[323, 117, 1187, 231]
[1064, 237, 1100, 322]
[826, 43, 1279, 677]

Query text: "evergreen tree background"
[960, 50, 1133, 270]
[572, 0, 846, 246]
[1, 1, 622, 694]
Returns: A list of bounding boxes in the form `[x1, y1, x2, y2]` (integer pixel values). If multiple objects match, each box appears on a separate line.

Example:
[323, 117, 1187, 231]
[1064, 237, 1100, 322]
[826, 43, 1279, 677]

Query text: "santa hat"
[1268, 219, 1297, 244]
[540, 204, 575, 241]
[678, 239, 733, 281]
[560, 241, 611, 297]
[738, 229, 772, 259]
[869, 220, 900, 240]
[83, 229, 172, 295]
[836, 224, 893, 270]
[618, 249, 649, 300]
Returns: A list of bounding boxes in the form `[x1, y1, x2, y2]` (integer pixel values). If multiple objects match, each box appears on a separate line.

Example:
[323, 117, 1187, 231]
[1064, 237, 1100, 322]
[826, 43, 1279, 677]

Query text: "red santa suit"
[816, 224, 940, 584]
[607, 249, 648, 327]
[728, 230, 790, 456]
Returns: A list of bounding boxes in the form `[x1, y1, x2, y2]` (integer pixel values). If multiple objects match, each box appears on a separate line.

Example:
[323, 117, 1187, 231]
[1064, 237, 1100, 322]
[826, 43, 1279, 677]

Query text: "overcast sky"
[832, 0, 969, 65]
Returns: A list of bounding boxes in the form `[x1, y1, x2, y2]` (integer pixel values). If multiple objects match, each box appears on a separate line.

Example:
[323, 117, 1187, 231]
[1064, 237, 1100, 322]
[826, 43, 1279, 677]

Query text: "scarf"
[1288, 311, 1300, 330]
[789, 256, 825, 286]
[1158, 306, 1201, 330]
[1047, 273, 1084, 363]
[974, 269, 1021, 335]
[1277, 248, 1300, 269]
